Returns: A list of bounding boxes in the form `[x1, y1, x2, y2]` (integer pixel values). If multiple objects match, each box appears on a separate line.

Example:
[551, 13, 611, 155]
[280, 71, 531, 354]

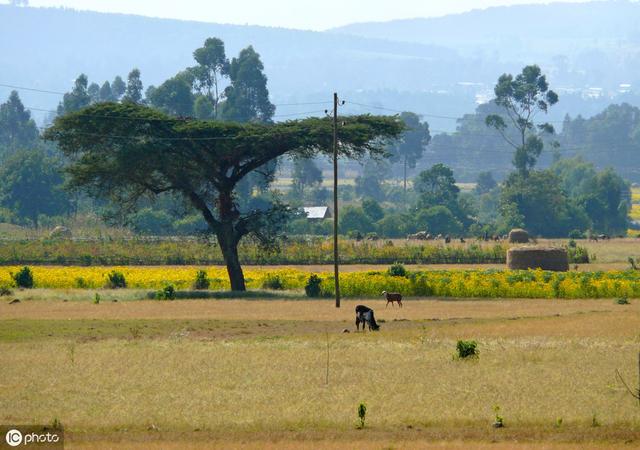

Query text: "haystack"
[49, 226, 72, 240]
[507, 247, 569, 272]
[508, 228, 529, 243]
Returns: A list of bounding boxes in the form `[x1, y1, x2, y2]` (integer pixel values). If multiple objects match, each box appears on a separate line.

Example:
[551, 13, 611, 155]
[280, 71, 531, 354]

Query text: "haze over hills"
[1, 1, 639, 131]
[333, 1, 640, 64]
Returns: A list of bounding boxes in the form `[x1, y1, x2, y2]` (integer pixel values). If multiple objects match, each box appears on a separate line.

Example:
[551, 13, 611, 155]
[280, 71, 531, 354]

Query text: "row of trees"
[291, 65, 630, 239]
[0, 56, 633, 292]
[55, 39, 275, 125]
[40, 37, 405, 290]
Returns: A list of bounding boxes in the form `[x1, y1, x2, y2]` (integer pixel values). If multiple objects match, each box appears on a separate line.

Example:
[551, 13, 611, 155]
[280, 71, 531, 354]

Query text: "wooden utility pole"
[333, 92, 341, 308]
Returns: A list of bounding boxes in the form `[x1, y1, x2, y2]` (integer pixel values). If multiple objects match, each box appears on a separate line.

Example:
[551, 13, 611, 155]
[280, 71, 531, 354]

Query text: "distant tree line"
[0, 58, 631, 242]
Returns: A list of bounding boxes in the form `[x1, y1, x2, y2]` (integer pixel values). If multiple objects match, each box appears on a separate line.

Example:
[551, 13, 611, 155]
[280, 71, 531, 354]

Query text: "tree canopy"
[45, 102, 403, 290]
[0, 91, 39, 158]
[388, 112, 430, 192]
[486, 65, 558, 177]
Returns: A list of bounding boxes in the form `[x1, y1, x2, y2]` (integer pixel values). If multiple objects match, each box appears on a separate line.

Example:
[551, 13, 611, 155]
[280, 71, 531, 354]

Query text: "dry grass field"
[1, 297, 640, 449]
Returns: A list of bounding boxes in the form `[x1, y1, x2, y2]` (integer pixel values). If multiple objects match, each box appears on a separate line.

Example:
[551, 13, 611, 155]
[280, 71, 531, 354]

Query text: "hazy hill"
[1, 2, 640, 131]
[0, 5, 473, 123]
[333, 1, 640, 62]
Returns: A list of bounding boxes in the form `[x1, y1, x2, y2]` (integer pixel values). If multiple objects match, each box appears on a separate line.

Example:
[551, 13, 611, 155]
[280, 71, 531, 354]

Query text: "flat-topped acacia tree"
[45, 102, 403, 291]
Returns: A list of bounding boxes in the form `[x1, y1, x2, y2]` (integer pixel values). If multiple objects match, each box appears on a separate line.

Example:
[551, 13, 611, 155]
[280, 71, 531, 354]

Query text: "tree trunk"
[217, 226, 246, 292]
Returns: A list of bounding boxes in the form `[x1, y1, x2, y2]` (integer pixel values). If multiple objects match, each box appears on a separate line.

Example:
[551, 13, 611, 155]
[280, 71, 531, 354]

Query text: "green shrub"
[567, 244, 590, 264]
[105, 270, 126, 289]
[12, 266, 34, 288]
[357, 402, 367, 429]
[456, 340, 478, 359]
[262, 273, 285, 290]
[193, 270, 210, 290]
[568, 229, 585, 239]
[305, 274, 323, 298]
[493, 405, 504, 428]
[75, 277, 89, 289]
[0, 284, 13, 296]
[388, 262, 407, 277]
[156, 284, 176, 300]
[616, 297, 630, 305]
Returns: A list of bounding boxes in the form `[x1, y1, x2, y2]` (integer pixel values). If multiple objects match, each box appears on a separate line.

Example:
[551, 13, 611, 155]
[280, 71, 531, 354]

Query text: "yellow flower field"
[2, 265, 640, 299]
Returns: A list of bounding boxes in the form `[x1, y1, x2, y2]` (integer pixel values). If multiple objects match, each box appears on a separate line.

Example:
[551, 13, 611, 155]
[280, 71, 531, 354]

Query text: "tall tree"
[355, 158, 389, 202]
[99, 81, 114, 102]
[389, 112, 430, 193]
[57, 74, 91, 115]
[414, 163, 460, 209]
[291, 157, 323, 198]
[192, 37, 229, 119]
[45, 102, 403, 291]
[474, 171, 497, 195]
[111, 76, 126, 101]
[485, 65, 558, 177]
[123, 68, 144, 104]
[0, 91, 39, 155]
[222, 46, 275, 123]
[147, 76, 194, 117]
[87, 83, 101, 104]
[0, 149, 72, 227]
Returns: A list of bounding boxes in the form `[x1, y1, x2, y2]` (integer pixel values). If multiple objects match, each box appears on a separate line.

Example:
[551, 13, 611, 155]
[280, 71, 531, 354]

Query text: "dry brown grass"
[1, 298, 639, 448]
[0, 298, 635, 326]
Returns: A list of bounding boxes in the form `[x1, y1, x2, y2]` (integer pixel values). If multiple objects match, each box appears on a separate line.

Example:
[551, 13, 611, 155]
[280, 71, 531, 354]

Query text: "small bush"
[493, 405, 504, 428]
[193, 270, 210, 290]
[357, 402, 367, 429]
[456, 340, 478, 359]
[156, 284, 176, 300]
[568, 229, 585, 239]
[388, 262, 407, 277]
[616, 297, 630, 305]
[0, 284, 12, 296]
[105, 270, 126, 289]
[305, 274, 323, 298]
[262, 273, 284, 290]
[75, 277, 89, 289]
[567, 244, 590, 264]
[12, 266, 34, 288]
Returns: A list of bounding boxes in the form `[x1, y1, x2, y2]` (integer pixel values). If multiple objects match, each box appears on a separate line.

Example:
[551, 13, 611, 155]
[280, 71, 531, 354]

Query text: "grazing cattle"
[444, 235, 451, 244]
[407, 231, 429, 241]
[355, 305, 380, 331]
[382, 291, 403, 308]
[460, 237, 466, 243]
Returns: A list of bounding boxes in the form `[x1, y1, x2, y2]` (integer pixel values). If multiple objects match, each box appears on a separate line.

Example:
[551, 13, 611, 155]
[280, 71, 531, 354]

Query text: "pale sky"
[11, 0, 593, 30]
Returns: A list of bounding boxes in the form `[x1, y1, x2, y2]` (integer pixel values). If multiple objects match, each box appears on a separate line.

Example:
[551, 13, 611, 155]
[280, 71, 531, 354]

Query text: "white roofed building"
[303, 207, 331, 220]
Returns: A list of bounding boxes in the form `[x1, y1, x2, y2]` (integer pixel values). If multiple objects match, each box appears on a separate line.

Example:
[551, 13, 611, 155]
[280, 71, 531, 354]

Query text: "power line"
[0, 82, 331, 108]
[345, 100, 461, 120]
[0, 83, 66, 95]
[345, 100, 636, 125]
[4, 82, 633, 127]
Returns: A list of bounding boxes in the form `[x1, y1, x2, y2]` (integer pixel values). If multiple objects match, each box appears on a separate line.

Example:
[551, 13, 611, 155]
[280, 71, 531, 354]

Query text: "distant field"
[1, 297, 639, 449]
[1, 235, 635, 266]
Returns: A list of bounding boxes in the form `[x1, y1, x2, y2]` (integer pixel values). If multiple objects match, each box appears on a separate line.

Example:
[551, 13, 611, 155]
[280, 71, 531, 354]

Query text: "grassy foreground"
[1, 297, 639, 448]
